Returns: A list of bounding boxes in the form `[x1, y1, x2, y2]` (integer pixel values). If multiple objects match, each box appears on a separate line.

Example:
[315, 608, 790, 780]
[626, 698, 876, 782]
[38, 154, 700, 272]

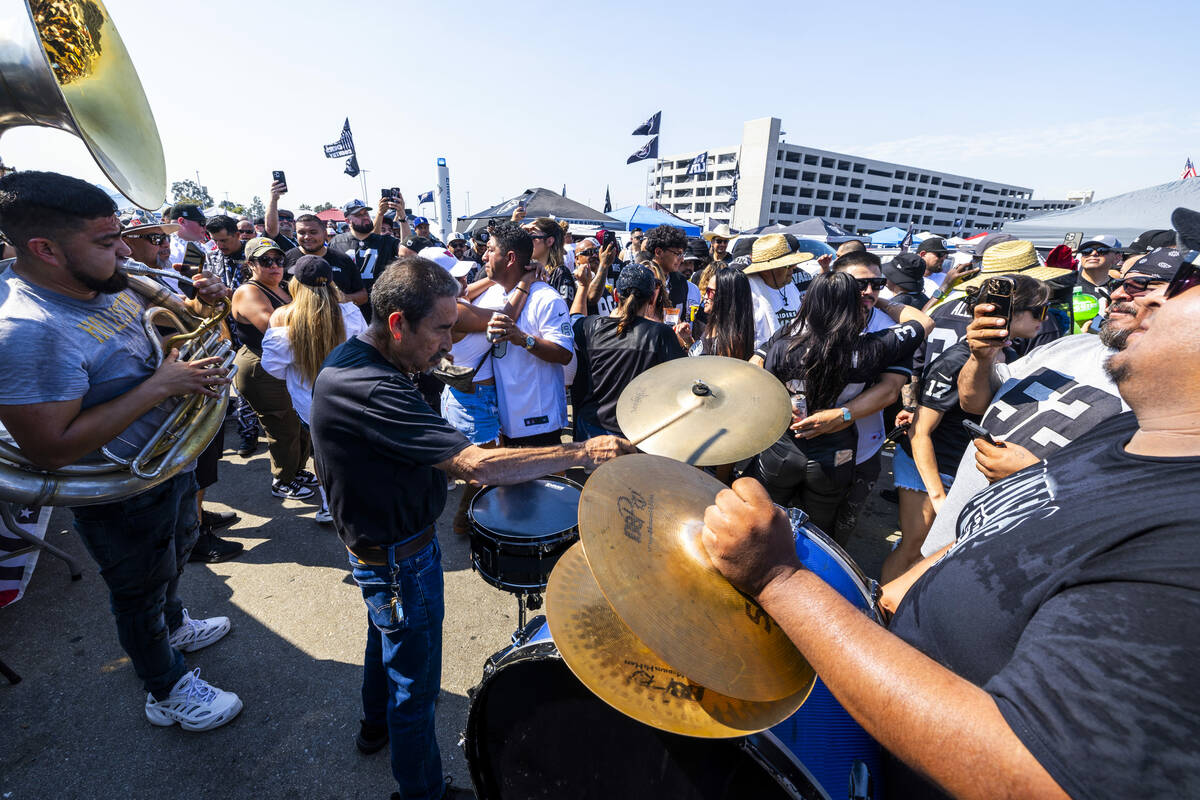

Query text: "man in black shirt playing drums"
[309, 255, 632, 800]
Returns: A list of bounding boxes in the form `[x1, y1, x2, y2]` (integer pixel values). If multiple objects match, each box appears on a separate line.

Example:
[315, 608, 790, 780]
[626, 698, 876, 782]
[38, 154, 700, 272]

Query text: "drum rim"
[793, 523, 880, 621]
[468, 476, 584, 542]
[464, 624, 827, 800]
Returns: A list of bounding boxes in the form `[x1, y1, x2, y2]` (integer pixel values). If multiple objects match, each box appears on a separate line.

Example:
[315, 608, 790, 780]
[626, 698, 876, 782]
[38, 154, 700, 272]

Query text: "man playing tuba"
[0, 172, 244, 731]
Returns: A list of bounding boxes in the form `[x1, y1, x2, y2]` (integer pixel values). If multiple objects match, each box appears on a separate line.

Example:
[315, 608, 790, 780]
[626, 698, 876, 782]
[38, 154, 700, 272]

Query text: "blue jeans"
[441, 384, 500, 445]
[349, 537, 445, 799]
[71, 471, 200, 699]
[573, 414, 618, 442]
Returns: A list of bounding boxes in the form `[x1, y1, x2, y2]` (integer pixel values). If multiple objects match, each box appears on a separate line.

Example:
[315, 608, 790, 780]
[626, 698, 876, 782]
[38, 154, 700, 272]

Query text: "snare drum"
[463, 512, 884, 800]
[468, 477, 582, 593]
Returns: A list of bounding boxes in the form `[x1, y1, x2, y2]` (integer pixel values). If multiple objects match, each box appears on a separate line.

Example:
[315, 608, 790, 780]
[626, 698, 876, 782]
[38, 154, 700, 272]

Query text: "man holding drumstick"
[310, 255, 632, 800]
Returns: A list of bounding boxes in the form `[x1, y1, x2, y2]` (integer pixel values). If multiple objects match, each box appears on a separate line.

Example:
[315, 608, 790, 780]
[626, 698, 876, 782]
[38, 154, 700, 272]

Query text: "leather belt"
[347, 526, 436, 566]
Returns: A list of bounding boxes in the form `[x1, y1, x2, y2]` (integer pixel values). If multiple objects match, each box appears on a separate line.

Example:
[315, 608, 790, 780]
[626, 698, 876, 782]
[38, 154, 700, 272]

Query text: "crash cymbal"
[616, 355, 791, 466]
[578, 454, 813, 702]
[546, 542, 813, 737]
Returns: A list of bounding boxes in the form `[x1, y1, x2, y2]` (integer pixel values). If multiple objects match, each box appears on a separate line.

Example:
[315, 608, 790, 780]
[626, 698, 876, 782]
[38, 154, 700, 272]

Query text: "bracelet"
[514, 285, 529, 294]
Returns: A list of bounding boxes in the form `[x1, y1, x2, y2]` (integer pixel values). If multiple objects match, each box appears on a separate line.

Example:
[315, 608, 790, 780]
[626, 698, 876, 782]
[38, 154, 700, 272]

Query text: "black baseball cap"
[167, 203, 204, 224]
[616, 263, 655, 298]
[883, 252, 925, 293]
[918, 237, 948, 255]
[292, 254, 333, 287]
[1111, 247, 1186, 282]
[1123, 229, 1177, 255]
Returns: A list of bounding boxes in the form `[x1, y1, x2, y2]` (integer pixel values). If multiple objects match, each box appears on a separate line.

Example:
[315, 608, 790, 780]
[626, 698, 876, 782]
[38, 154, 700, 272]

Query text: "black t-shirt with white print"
[328, 232, 399, 290]
[887, 411, 1200, 799]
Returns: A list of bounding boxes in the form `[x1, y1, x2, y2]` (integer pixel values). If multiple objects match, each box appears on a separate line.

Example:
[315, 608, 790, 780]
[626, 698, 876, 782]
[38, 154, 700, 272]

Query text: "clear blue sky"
[6, 0, 1196, 217]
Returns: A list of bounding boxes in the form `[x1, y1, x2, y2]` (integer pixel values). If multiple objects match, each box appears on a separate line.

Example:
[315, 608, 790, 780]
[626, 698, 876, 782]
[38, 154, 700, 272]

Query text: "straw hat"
[957, 239, 1073, 291]
[702, 223, 737, 242]
[743, 233, 815, 275]
[120, 221, 179, 238]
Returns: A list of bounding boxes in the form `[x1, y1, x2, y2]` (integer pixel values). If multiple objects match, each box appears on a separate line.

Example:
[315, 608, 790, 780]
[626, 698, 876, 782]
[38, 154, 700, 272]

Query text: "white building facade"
[650, 117, 1036, 237]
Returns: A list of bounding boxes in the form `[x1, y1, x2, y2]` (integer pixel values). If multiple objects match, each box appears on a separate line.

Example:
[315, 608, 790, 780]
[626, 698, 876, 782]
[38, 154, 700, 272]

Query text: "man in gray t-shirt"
[0, 171, 243, 731]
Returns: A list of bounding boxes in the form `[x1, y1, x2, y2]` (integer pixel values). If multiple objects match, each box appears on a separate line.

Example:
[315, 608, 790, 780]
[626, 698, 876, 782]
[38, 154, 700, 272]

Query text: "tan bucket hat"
[743, 233, 815, 275]
[957, 239, 1073, 290]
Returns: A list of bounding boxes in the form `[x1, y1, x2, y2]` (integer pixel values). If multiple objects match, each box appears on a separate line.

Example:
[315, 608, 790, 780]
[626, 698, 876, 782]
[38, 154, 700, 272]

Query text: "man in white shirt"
[743, 233, 813, 348]
[479, 222, 574, 446]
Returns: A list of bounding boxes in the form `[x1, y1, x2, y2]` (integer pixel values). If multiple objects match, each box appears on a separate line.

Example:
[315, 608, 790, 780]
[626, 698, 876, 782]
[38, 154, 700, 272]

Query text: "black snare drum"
[468, 477, 582, 593]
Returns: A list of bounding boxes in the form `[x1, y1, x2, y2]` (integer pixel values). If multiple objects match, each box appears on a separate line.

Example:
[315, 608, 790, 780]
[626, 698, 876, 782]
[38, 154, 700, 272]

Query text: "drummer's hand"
[790, 407, 851, 438]
[192, 270, 232, 303]
[579, 436, 637, 470]
[701, 478, 802, 600]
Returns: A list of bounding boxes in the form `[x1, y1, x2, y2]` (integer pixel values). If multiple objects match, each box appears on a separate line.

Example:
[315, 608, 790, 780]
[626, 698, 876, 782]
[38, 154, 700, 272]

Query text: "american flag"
[324, 118, 355, 159]
[1183, 157, 1198, 180]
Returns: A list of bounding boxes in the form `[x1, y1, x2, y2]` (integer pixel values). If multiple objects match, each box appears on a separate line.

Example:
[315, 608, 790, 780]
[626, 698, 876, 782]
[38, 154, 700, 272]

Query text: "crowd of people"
[0, 169, 1196, 800]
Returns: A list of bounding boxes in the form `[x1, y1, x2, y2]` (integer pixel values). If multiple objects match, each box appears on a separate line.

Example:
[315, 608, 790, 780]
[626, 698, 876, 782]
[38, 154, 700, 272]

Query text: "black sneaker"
[238, 437, 259, 457]
[271, 478, 316, 501]
[188, 529, 244, 564]
[294, 469, 320, 487]
[201, 510, 240, 531]
[356, 720, 388, 754]
[879, 488, 900, 505]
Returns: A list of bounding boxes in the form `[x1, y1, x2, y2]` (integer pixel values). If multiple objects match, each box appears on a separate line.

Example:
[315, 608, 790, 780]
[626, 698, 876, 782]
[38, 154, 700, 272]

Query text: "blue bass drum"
[461, 509, 883, 800]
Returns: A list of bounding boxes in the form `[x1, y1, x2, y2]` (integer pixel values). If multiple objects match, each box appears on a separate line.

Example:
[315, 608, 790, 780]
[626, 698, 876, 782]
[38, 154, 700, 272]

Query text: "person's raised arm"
[588, 243, 618, 306]
[571, 262, 593, 316]
[703, 480, 1069, 800]
[392, 192, 410, 241]
[265, 180, 286, 237]
[876, 294, 934, 335]
[958, 302, 1007, 414]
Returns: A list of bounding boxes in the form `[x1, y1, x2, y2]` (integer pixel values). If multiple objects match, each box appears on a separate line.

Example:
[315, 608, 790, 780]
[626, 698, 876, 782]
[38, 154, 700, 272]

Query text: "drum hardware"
[616, 355, 792, 466]
[467, 477, 582, 641]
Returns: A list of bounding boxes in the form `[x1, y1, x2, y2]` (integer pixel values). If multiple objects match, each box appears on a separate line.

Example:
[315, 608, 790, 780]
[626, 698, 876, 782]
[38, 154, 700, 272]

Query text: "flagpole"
[359, 169, 369, 206]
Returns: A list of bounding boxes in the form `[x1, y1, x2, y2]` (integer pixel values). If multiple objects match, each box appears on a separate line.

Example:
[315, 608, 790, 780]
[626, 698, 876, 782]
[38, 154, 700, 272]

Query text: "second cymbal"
[578, 454, 813, 702]
[616, 355, 791, 466]
[546, 542, 813, 738]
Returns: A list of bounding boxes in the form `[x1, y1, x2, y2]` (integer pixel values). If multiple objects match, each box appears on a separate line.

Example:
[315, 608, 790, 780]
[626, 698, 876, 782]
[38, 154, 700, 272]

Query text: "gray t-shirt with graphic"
[921, 334, 1129, 556]
[0, 265, 170, 462]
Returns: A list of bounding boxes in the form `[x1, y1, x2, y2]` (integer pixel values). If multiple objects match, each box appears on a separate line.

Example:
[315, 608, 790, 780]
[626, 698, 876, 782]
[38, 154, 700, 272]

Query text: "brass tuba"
[0, 0, 236, 506]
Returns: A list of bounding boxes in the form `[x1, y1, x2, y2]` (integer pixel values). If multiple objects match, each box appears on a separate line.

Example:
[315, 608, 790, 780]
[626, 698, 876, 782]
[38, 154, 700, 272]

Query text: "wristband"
[514, 285, 529, 294]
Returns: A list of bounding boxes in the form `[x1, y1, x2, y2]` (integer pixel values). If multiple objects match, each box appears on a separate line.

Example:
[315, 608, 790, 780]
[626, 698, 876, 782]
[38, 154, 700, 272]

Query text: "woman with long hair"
[231, 237, 314, 502]
[524, 216, 572, 304]
[261, 255, 367, 522]
[687, 266, 755, 359]
[746, 271, 932, 535]
[570, 263, 686, 439]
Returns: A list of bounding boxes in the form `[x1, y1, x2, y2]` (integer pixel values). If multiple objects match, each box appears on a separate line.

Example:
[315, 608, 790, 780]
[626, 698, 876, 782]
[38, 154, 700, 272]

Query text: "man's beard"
[1098, 302, 1137, 350]
[1103, 353, 1131, 386]
[350, 218, 373, 234]
[68, 261, 128, 293]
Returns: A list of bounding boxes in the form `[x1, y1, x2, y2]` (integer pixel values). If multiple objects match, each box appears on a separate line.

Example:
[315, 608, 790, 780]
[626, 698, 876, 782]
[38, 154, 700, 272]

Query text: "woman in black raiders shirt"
[747, 271, 929, 535]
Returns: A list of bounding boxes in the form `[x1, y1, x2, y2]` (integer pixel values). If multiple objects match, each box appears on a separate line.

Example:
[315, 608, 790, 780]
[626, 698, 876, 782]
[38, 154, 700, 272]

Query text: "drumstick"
[629, 398, 703, 447]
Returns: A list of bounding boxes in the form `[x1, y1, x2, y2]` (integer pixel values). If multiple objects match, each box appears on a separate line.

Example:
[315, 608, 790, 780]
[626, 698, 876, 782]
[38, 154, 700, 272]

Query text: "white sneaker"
[315, 505, 333, 524]
[145, 669, 243, 731]
[168, 608, 231, 653]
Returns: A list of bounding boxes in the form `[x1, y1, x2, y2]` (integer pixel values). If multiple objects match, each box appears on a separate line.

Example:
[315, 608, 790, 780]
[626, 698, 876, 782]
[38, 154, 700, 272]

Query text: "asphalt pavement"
[0, 422, 898, 800]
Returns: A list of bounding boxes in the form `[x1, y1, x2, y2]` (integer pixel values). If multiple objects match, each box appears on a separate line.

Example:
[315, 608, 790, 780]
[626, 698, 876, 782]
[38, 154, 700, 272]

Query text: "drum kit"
[464, 357, 884, 800]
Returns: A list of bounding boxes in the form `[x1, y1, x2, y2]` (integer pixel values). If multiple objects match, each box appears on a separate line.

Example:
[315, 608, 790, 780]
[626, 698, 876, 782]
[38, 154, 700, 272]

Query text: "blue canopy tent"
[607, 204, 701, 236]
[868, 226, 908, 246]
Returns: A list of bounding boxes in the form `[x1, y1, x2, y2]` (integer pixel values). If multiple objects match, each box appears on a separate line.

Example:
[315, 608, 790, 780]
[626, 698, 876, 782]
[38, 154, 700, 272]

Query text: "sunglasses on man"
[1167, 258, 1200, 299]
[576, 248, 598, 258]
[1104, 275, 1164, 298]
[126, 233, 169, 245]
[855, 277, 887, 291]
[1079, 247, 1113, 257]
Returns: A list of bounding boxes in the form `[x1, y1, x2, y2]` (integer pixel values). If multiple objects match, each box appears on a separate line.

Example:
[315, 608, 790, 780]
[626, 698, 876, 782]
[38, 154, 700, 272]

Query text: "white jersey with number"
[483, 282, 575, 438]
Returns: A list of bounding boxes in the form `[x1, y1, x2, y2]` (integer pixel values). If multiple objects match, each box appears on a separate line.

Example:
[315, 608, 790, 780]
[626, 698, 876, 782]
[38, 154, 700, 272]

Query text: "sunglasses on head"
[1079, 247, 1112, 257]
[855, 277, 887, 291]
[127, 233, 168, 245]
[1166, 258, 1200, 299]
[254, 255, 286, 267]
[528, 234, 549, 241]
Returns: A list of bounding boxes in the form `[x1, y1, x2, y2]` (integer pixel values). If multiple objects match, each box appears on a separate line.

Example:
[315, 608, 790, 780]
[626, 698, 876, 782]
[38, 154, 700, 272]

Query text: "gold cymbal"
[546, 542, 812, 737]
[616, 355, 791, 466]
[578, 453, 813, 702]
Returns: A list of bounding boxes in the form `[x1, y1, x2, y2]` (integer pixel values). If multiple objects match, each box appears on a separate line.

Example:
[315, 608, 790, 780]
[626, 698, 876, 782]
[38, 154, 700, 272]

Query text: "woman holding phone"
[882, 274, 1051, 582]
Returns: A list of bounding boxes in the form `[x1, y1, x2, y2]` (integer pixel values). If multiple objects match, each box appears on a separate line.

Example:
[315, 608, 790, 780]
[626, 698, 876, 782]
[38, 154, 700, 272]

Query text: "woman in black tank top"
[231, 241, 315, 501]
